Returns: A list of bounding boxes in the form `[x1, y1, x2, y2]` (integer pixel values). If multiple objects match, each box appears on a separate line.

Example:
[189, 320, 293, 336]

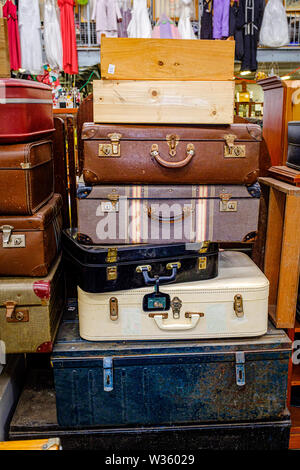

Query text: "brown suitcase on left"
[0, 140, 54, 215]
[0, 194, 62, 276]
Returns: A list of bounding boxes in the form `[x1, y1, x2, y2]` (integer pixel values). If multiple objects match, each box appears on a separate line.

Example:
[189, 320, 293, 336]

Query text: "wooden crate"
[0, 18, 10, 78]
[100, 38, 235, 81]
[93, 80, 235, 124]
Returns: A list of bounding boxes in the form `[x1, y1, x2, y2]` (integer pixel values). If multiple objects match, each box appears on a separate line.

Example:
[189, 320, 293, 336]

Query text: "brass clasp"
[99, 133, 122, 158]
[166, 134, 180, 157]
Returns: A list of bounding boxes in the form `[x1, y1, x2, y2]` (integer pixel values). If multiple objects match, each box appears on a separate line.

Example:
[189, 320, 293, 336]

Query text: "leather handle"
[137, 263, 180, 286]
[152, 314, 201, 331]
[147, 206, 191, 223]
[150, 143, 195, 169]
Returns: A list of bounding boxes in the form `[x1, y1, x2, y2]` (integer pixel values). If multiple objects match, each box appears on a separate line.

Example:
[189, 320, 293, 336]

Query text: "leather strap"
[153, 151, 194, 169]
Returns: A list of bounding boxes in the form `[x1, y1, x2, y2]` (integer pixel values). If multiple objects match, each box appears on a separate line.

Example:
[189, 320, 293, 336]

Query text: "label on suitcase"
[0, 140, 54, 215]
[0, 194, 62, 276]
[0, 79, 55, 143]
[0, 256, 65, 354]
[51, 316, 291, 427]
[77, 251, 269, 341]
[82, 122, 263, 186]
[62, 229, 219, 294]
[77, 183, 260, 244]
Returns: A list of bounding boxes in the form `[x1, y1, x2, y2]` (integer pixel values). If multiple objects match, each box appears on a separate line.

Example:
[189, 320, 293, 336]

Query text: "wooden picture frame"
[285, 0, 300, 11]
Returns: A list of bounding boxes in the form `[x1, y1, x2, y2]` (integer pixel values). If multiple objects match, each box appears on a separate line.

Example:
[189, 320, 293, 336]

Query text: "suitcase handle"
[147, 206, 191, 223]
[136, 262, 181, 286]
[152, 313, 201, 330]
[150, 143, 195, 168]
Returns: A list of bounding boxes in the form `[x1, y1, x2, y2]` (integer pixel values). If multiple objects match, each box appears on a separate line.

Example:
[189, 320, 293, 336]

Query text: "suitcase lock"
[109, 297, 118, 321]
[224, 134, 246, 158]
[166, 134, 180, 157]
[98, 133, 122, 158]
[171, 296, 182, 319]
[3, 301, 29, 322]
[0, 225, 25, 248]
[234, 294, 244, 318]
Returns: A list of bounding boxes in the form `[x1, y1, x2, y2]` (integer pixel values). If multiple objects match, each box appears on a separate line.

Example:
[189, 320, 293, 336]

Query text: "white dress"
[19, 0, 43, 74]
[127, 0, 152, 38]
[178, 0, 196, 39]
[44, 0, 63, 70]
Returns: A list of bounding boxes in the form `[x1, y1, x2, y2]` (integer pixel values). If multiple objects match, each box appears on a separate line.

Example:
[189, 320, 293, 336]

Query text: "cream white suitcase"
[78, 251, 269, 341]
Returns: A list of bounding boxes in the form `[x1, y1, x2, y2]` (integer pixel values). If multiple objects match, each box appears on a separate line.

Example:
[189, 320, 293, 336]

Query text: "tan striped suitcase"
[0, 256, 65, 354]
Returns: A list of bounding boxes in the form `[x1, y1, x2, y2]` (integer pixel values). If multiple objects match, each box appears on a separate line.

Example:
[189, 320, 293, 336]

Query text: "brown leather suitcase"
[0, 140, 54, 215]
[0, 194, 62, 276]
[82, 123, 265, 186]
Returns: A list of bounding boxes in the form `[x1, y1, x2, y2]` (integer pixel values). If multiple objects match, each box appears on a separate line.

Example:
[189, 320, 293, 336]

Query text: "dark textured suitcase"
[0, 194, 62, 276]
[9, 370, 291, 451]
[51, 315, 291, 428]
[0, 256, 65, 354]
[287, 121, 300, 171]
[0, 79, 55, 143]
[82, 122, 266, 186]
[0, 140, 54, 215]
[77, 182, 261, 245]
[62, 229, 218, 294]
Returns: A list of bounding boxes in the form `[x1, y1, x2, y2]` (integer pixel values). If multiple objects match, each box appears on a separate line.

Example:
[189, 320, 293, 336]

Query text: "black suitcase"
[9, 368, 291, 451]
[287, 121, 300, 170]
[62, 229, 219, 294]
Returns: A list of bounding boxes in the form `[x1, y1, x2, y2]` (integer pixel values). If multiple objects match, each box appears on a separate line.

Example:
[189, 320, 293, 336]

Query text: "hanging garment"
[213, 0, 230, 39]
[92, 0, 122, 44]
[200, 0, 213, 39]
[44, 0, 63, 70]
[3, 0, 21, 70]
[117, 6, 132, 37]
[127, 0, 152, 38]
[236, 0, 264, 72]
[152, 13, 181, 38]
[57, 0, 78, 75]
[178, 0, 196, 39]
[229, 0, 244, 59]
[18, 0, 43, 74]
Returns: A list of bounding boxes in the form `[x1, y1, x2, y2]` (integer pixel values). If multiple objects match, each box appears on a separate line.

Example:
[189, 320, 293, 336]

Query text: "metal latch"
[235, 352, 246, 387]
[0, 225, 14, 244]
[224, 134, 246, 158]
[42, 438, 61, 450]
[3, 301, 29, 322]
[1, 225, 25, 248]
[199, 240, 210, 253]
[234, 294, 244, 318]
[103, 357, 114, 392]
[166, 134, 180, 157]
[219, 193, 237, 212]
[107, 266, 118, 281]
[109, 297, 118, 321]
[171, 296, 182, 319]
[106, 248, 118, 263]
[198, 257, 207, 270]
[98, 133, 122, 158]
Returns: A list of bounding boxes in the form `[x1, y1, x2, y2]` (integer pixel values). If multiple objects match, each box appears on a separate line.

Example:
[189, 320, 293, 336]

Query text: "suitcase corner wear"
[0, 193, 63, 277]
[81, 122, 263, 186]
[76, 250, 269, 341]
[0, 78, 55, 143]
[51, 314, 291, 428]
[0, 255, 65, 354]
[62, 229, 219, 294]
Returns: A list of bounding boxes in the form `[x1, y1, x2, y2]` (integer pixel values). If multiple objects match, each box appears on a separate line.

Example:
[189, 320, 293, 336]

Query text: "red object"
[36, 342, 53, 353]
[0, 78, 55, 143]
[3, 0, 21, 71]
[33, 281, 51, 300]
[57, 0, 78, 75]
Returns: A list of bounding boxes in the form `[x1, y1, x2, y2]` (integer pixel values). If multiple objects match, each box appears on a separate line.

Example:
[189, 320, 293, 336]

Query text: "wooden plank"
[100, 38, 235, 81]
[0, 439, 60, 450]
[259, 177, 300, 196]
[0, 18, 10, 78]
[93, 80, 234, 124]
[268, 166, 300, 187]
[264, 188, 285, 310]
[275, 194, 300, 328]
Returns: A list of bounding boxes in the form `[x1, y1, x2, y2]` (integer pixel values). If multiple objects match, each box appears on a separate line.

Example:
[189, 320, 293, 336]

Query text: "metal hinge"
[235, 352, 246, 387]
[103, 357, 114, 392]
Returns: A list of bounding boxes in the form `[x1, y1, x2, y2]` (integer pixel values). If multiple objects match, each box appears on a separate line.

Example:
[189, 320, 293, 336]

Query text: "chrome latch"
[0, 225, 14, 244]
[234, 294, 244, 318]
[235, 352, 246, 386]
[103, 357, 114, 392]
[166, 134, 180, 157]
[98, 133, 122, 158]
[224, 134, 246, 158]
[109, 297, 118, 321]
[171, 296, 182, 319]
[219, 193, 237, 212]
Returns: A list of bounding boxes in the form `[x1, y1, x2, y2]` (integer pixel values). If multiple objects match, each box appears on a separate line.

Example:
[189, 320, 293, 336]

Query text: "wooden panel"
[259, 176, 300, 195]
[93, 80, 234, 124]
[264, 188, 285, 309]
[0, 18, 10, 78]
[275, 194, 300, 328]
[100, 38, 235, 81]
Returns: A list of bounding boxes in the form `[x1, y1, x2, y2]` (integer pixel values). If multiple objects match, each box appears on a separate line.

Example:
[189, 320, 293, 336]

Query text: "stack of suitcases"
[48, 38, 292, 448]
[0, 78, 64, 354]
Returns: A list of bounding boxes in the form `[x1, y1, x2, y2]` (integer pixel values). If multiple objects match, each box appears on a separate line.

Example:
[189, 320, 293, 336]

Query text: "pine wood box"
[93, 79, 235, 124]
[0, 19, 10, 78]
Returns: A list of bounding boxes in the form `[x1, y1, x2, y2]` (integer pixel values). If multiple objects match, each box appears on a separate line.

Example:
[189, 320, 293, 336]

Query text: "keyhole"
[106, 375, 110, 385]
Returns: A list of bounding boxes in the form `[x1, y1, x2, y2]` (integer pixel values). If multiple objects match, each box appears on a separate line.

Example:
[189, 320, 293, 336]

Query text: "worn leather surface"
[0, 140, 54, 214]
[82, 123, 264, 185]
[0, 194, 62, 276]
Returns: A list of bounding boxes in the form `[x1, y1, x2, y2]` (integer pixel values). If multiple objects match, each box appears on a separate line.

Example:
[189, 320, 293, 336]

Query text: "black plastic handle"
[140, 264, 178, 286]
